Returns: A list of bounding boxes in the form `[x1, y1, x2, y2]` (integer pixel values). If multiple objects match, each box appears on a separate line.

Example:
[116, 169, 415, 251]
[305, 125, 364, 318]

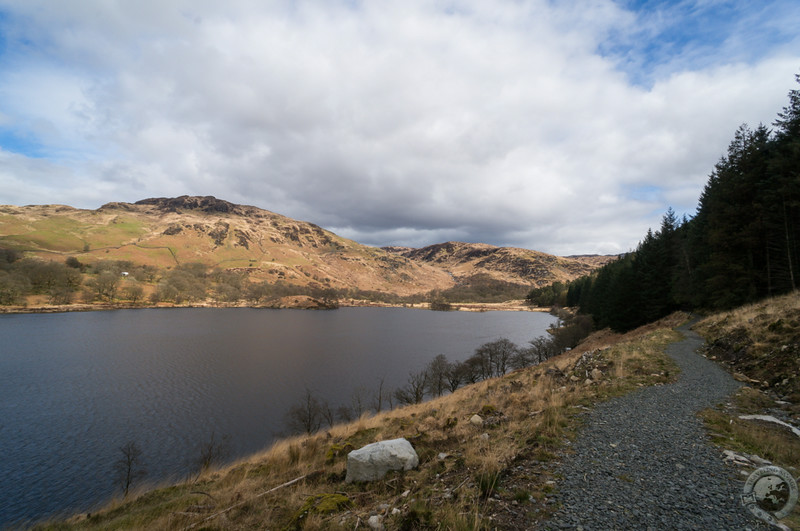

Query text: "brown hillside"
[0, 197, 612, 297]
[386, 241, 617, 288]
[0, 196, 451, 296]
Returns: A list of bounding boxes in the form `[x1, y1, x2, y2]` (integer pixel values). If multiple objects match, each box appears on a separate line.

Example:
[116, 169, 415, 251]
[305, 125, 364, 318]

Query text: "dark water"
[0, 307, 556, 526]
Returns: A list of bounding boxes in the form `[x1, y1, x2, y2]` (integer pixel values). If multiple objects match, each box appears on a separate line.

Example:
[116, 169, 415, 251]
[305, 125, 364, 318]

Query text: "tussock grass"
[35, 313, 689, 530]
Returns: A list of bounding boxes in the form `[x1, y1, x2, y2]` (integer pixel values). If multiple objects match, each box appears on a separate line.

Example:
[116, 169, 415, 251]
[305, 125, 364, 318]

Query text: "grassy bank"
[694, 291, 800, 529]
[33, 313, 685, 530]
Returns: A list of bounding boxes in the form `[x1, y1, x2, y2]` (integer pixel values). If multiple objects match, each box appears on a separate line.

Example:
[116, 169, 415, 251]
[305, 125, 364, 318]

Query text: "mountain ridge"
[0, 196, 616, 296]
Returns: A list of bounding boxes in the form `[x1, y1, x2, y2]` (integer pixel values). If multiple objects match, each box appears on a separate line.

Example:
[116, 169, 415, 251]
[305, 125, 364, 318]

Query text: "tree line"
[528, 73, 800, 332]
[284, 310, 592, 435]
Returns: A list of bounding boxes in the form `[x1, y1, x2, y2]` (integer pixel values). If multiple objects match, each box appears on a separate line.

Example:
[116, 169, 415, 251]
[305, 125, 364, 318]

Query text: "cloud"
[0, 0, 798, 255]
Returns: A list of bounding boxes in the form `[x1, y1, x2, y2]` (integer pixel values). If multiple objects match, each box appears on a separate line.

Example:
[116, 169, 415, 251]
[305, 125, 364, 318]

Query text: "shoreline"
[0, 298, 548, 315]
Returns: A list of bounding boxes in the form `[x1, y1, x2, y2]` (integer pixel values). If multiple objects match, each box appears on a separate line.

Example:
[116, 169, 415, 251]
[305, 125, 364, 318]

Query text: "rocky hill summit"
[1, 196, 613, 297]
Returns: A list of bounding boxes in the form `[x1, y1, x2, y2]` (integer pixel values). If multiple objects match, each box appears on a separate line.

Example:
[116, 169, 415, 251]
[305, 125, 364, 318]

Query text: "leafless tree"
[446, 361, 463, 392]
[350, 386, 369, 417]
[194, 430, 230, 475]
[115, 441, 146, 497]
[394, 370, 428, 405]
[425, 354, 450, 397]
[285, 388, 322, 435]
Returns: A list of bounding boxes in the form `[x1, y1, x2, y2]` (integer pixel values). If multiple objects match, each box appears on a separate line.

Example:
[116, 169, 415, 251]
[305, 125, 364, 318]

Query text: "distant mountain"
[0, 196, 613, 295]
[384, 242, 617, 288]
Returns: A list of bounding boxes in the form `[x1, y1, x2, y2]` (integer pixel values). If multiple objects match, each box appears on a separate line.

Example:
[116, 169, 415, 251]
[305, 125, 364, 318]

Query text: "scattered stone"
[438, 452, 449, 460]
[345, 438, 419, 483]
[591, 368, 603, 381]
[584, 378, 594, 386]
[401, 489, 411, 498]
[470, 414, 484, 426]
[367, 514, 384, 530]
[479, 433, 489, 441]
[391, 508, 402, 515]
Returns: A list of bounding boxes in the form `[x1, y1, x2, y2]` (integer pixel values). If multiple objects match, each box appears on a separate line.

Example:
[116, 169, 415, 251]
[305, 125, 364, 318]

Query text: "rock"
[739, 414, 800, 438]
[591, 368, 603, 380]
[367, 514, 384, 530]
[569, 375, 580, 382]
[479, 433, 489, 441]
[584, 378, 594, 386]
[470, 414, 484, 426]
[346, 438, 419, 482]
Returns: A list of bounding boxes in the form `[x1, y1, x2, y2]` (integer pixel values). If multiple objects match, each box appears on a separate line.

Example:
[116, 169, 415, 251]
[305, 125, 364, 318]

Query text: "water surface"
[0, 307, 556, 525]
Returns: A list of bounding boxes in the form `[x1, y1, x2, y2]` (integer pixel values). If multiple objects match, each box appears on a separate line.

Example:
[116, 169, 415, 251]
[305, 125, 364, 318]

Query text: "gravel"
[542, 322, 770, 530]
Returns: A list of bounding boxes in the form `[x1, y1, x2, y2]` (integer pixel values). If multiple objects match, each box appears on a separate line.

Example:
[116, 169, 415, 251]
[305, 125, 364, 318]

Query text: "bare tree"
[194, 430, 230, 475]
[285, 388, 322, 435]
[350, 386, 369, 417]
[319, 398, 336, 428]
[527, 336, 558, 364]
[425, 354, 450, 397]
[394, 370, 428, 405]
[475, 338, 518, 377]
[446, 360, 463, 392]
[115, 441, 146, 498]
[371, 376, 388, 413]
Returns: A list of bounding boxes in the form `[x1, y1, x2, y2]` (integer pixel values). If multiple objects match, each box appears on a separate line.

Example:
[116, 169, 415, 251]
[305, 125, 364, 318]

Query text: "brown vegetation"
[694, 291, 800, 529]
[0, 197, 611, 310]
[34, 313, 685, 530]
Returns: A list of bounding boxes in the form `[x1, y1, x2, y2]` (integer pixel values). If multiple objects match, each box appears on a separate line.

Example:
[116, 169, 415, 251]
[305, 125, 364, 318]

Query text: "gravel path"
[542, 322, 769, 530]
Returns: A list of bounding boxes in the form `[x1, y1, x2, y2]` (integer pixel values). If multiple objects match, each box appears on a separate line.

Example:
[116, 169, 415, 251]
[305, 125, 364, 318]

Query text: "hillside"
[0, 196, 452, 296]
[384, 242, 616, 287]
[0, 196, 609, 301]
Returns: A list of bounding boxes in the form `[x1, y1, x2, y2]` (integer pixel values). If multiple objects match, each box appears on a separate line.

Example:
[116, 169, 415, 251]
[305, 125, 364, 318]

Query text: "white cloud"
[0, 0, 798, 254]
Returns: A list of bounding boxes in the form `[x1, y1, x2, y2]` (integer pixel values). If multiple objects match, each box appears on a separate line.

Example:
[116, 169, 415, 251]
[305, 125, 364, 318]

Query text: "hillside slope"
[0, 196, 610, 297]
[0, 196, 452, 296]
[385, 241, 617, 288]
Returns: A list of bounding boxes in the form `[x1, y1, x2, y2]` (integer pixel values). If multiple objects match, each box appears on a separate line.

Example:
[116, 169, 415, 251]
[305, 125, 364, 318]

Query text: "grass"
[32, 312, 689, 530]
[694, 291, 800, 529]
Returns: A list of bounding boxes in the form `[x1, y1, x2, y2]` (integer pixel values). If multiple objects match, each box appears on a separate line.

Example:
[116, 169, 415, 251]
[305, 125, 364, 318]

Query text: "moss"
[290, 493, 352, 529]
[325, 442, 354, 464]
[480, 404, 497, 416]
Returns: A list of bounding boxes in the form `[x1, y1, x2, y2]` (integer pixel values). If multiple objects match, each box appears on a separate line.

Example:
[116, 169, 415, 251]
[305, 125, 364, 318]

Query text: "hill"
[0, 196, 610, 303]
[385, 241, 617, 287]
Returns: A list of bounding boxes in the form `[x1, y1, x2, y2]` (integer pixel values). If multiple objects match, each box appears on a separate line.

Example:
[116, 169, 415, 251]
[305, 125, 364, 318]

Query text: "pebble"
[541, 322, 771, 530]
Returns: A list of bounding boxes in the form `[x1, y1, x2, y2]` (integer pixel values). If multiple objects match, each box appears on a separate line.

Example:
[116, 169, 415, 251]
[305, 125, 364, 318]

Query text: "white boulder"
[346, 438, 419, 483]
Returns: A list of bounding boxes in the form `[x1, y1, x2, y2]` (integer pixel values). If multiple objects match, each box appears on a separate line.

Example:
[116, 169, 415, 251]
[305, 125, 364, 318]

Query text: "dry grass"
[34, 313, 689, 531]
[694, 291, 800, 529]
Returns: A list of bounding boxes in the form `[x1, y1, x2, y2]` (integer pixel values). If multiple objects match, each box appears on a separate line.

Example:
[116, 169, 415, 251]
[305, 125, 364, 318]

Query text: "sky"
[0, 1, 798, 256]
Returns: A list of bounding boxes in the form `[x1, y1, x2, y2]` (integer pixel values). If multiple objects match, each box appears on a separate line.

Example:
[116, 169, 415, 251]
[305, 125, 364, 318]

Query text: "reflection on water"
[0, 307, 556, 525]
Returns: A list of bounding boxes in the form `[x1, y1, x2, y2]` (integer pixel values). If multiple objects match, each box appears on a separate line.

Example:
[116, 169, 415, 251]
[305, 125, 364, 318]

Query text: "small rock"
[438, 452, 449, 460]
[584, 378, 594, 386]
[391, 508, 402, 515]
[479, 432, 489, 441]
[401, 489, 411, 498]
[591, 368, 603, 380]
[367, 514, 384, 530]
[470, 414, 484, 426]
